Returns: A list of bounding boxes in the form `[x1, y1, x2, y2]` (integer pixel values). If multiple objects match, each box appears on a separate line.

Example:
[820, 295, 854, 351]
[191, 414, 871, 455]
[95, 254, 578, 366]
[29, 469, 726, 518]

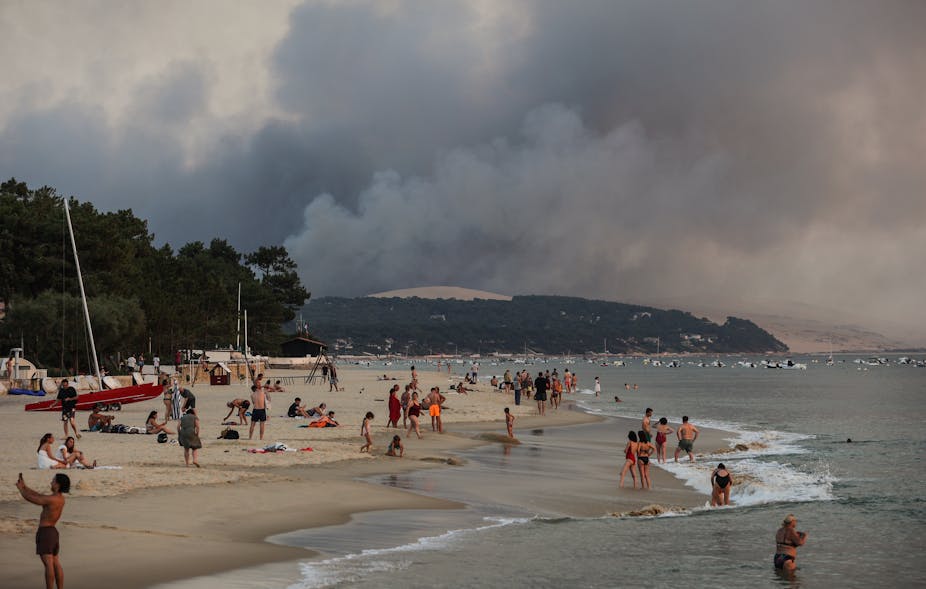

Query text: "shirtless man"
[641, 408, 653, 443]
[223, 398, 250, 425]
[674, 415, 700, 462]
[17, 472, 69, 589]
[248, 384, 267, 440]
[87, 404, 115, 431]
[425, 387, 446, 433]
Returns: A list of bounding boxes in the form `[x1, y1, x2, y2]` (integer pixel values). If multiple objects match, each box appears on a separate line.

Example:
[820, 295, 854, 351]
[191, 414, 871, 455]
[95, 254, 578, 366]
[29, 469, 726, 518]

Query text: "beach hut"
[209, 362, 232, 386]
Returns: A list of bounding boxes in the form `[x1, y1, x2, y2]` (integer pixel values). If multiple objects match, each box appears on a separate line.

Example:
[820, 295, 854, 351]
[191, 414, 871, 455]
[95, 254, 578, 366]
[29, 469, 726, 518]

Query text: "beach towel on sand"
[244, 443, 312, 453]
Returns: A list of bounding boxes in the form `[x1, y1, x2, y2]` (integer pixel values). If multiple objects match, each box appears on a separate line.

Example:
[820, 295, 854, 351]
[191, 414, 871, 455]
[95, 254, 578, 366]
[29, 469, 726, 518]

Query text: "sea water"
[157, 357, 926, 588]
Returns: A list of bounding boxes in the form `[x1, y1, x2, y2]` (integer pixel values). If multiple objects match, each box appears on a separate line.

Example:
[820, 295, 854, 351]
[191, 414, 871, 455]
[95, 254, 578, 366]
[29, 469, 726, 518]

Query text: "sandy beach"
[0, 366, 731, 589]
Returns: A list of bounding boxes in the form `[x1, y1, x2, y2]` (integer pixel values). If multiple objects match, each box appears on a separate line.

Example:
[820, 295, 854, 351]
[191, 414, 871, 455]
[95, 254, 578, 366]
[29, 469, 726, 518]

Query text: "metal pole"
[63, 199, 102, 387]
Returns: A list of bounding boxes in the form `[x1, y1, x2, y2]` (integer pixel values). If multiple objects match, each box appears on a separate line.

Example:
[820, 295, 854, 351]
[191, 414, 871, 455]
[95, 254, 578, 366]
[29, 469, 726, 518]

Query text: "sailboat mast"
[63, 199, 102, 386]
[236, 282, 241, 351]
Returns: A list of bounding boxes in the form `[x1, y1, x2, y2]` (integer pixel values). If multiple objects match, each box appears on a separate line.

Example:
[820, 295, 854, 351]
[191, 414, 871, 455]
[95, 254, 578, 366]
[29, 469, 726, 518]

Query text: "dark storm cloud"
[1, 1, 924, 337]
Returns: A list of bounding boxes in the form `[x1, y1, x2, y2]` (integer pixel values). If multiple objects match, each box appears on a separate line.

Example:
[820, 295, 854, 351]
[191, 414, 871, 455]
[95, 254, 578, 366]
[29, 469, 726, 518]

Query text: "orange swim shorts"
[429, 404, 441, 417]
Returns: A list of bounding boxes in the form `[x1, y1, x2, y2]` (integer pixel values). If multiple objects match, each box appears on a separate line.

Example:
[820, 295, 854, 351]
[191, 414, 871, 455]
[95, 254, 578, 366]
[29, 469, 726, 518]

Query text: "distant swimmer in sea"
[711, 463, 733, 506]
[774, 514, 808, 573]
[614, 396, 622, 402]
[619, 431, 639, 489]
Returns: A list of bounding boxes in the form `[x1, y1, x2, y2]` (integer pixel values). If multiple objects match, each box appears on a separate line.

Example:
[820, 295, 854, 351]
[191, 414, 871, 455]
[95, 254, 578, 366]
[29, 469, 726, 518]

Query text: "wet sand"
[0, 366, 730, 589]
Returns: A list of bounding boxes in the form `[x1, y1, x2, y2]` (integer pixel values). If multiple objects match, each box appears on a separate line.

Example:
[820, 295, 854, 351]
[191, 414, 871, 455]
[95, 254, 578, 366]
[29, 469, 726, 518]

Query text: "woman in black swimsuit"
[774, 514, 807, 573]
[636, 429, 656, 489]
[710, 463, 733, 506]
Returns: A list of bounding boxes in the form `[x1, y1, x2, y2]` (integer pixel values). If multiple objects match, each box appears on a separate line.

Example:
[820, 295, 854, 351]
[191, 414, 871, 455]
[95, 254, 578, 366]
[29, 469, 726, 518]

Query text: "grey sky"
[1, 1, 924, 342]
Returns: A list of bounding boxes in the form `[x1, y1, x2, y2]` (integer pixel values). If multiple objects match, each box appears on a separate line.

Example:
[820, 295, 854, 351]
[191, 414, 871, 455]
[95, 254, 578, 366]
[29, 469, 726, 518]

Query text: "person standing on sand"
[17, 472, 69, 589]
[505, 407, 515, 438]
[56, 379, 80, 440]
[407, 392, 422, 439]
[162, 378, 174, 421]
[249, 384, 267, 440]
[636, 430, 655, 489]
[360, 411, 375, 452]
[387, 385, 401, 428]
[674, 416, 699, 462]
[655, 417, 674, 464]
[571, 373, 578, 394]
[534, 372, 548, 416]
[410, 365, 419, 391]
[504, 370, 512, 394]
[642, 408, 653, 443]
[774, 514, 808, 573]
[178, 408, 202, 467]
[329, 363, 340, 392]
[426, 387, 446, 433]
[513, 371, 522, 405]
[619, 431, 638, 488]
[400, 385, 411, 427]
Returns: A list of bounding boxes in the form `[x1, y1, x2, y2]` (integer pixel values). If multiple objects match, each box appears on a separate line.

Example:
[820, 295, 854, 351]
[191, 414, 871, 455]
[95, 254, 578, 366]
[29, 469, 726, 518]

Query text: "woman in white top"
[56, 436, 96, 469]
[36, 433, 68, 469]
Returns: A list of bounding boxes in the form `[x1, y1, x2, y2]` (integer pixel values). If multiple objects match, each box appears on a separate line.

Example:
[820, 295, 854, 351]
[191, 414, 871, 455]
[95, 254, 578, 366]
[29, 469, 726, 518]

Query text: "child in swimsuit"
[360, 412, 374, 453]
[386, 435, 404, 457]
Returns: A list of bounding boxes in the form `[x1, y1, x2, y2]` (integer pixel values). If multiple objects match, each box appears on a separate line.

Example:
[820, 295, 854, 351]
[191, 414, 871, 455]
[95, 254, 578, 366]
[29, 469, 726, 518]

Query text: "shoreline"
[0, 367, 730, 589]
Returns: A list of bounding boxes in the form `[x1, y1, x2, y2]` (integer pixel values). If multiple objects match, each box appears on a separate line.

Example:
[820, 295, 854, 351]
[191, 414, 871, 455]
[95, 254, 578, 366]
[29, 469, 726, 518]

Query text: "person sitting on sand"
[146, 410, 174, 435]
[309, 411, 340, 428]
[36, 433, 68, 469]
[711, 463, 733, 506]
[56, 436, 96, 469]
[223, 399, 250, 425]
[386, 435, 404, 457]
[455, 381, 470, 395]
[288, 397, 311, 418]
[88, 404, 115, 432]
[307, 402, 326, 418]
[774, 514, 807, 573]
[273, 380, 285, 392]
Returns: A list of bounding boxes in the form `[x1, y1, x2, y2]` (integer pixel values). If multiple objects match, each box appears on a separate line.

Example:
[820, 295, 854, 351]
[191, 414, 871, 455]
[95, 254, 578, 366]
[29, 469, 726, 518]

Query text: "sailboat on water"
[25, 200, 162, 412]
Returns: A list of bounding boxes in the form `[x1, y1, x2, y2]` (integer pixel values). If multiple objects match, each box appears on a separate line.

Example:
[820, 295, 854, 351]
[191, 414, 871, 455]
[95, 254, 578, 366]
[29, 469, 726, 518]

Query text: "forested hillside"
[305, 295, 788, 355]
[0, 179, 310, 374]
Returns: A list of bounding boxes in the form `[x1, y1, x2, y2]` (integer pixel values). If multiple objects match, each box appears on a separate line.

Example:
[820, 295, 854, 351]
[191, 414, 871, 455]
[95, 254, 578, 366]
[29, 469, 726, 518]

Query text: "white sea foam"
[288, 516, 528, 589]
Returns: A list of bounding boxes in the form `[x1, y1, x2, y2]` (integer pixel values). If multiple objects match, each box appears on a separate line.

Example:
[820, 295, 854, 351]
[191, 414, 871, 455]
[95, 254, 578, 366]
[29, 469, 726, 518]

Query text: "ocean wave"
[288, 516, 529, 589]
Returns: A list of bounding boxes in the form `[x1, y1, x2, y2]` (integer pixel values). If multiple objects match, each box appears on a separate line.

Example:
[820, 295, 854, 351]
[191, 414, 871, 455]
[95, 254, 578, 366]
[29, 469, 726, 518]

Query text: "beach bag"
[219, 428, 240, 440]
[157, 432, 168, 443]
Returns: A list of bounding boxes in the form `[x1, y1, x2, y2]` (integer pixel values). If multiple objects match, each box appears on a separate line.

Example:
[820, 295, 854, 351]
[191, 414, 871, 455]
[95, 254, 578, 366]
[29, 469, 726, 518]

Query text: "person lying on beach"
[378, 374, 397, 381]
[309, 411, 340, 428]
[307, 403, 327, 418]
[88, 404, 115, 432]
[36, 434, 68, 470]
[146, 410, 174, 435]
[223, 399, 250, 425]
[56, 436, 96, 469]
[386, 435, 404, 457]
[711, 463, 733, 506]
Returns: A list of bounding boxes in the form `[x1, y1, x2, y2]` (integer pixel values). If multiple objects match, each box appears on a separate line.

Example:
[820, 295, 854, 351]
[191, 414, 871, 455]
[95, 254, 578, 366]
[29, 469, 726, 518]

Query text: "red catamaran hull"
[24, 382, 162, 412]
